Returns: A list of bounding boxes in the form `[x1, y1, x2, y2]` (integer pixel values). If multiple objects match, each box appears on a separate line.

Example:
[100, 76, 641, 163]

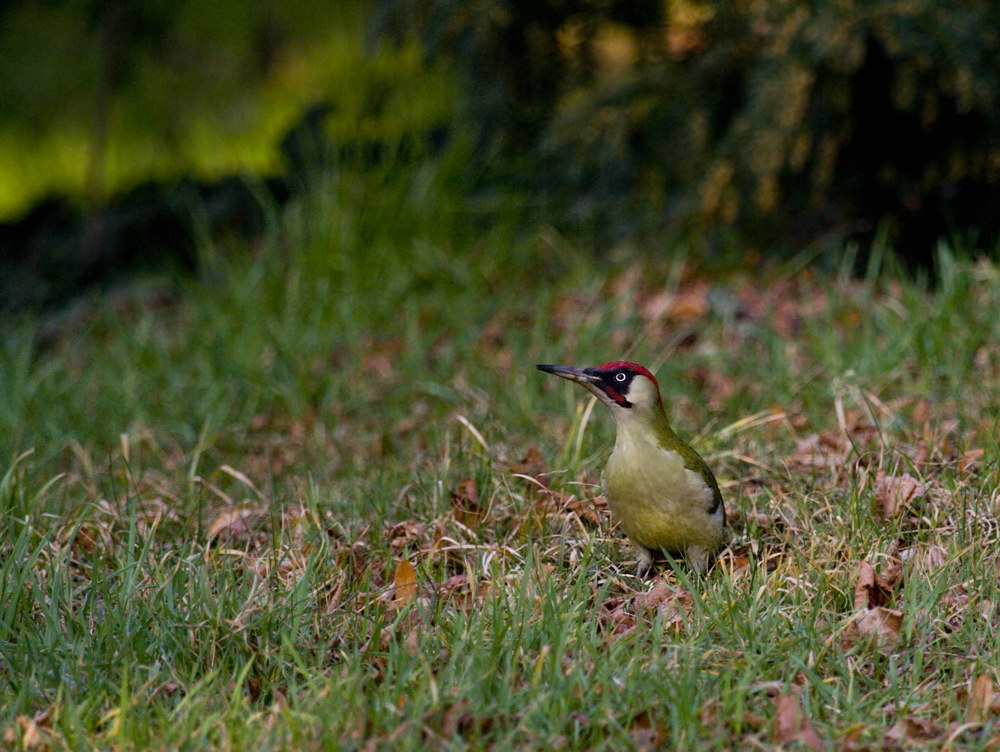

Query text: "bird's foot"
[635, 547, 655, 580]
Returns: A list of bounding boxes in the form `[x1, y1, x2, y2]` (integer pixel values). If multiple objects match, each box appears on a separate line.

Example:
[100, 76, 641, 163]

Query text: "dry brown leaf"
[207, 507, 255, 542]
[510, 446, 549, 486]
[535, 489, 606, 526]
[699, 699, 767, 732]
[563, 493, 606, 526]
[843, 606, 903, 651]
[941, 583, 969, 618]
[874, 473, 925, 520]
[772, 693, 825, 751]
[635, 584, 695, 631]
[627, 708, 666, 752]
[450, 478, 484, 530]
[629, 724, 663, 752]
[717, 546, 752, 579]
[788, 431, 849, 470]
[437, 574, 491, 611]
[602, 585, 695, 640]
[961, 448, 985, 471]
[599, 595, 637, 637]
[402, 623, 421, 654]
[5, 708, 53, 750]
[686, 365, 738, 410]
[669, 283, 712, 324]
[393, 559, 417, 608]
[846, 561, 904, 653]
[426, 699, 496, 739]
[854, 560, 895, 609]
[428, 522, 470, 570]
[884, 717, 940, 745]
[969, 675, 995, 723]
[899, 544, 947, 574]
[698, 701, 718, 728]
[717, 545, 785, 579]
[641, 290, 673, 321]
[386, 519, 425, 552]
[15, 716, 42, 749]
[453, 477, 478, 504]
[67, 521, 106, 554]
[880, 558, 905, 592]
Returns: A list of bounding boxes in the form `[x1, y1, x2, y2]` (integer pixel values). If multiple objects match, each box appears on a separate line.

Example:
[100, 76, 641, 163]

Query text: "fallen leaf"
[402, 622, 421, 654]
[599, 595, 636, 637]
[788, 431, 849, 471]
[717, 547, 752, 578]
[854, 560, 895, 609]
[969, 675, 994, 723]
[717, 545, 785, 579]
[535, 489, 606, 526]
[426, 699, 496, 739]
[630, 725, 662, 752]
[6, 708, 52, 750]
[393, 559, 417, 608]
[362, 352, 394, 380]
[641, 289, 673, 321]
[700, 699, 766, 732]
[627, 709, 666, 752]
[386, 519, 425, 551]
[635, 584, 695, 631]
[686, 364, 737, 410]
[669, 282, 711, 324]
[842, 606, 903, 651]
[207, 507, 255, 542]
[563, 493, 606, 526]
[437, 574, 491, 611]
[874, 473, 925, 519]
[66, 520, 105, 554]
[772, 694, 825, 751]
[960, 448, 985, 471]
[451, 478, 484, 530]
[17, 717, 42, 749]
[884, 717, 940, 745]
[899, 544, 947, 574]
[511, 446, 549, 486]
[453, 477, 478, 504]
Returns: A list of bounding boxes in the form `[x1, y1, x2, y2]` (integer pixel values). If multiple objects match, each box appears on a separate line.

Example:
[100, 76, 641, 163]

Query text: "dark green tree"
[376, 0, 1000, 261]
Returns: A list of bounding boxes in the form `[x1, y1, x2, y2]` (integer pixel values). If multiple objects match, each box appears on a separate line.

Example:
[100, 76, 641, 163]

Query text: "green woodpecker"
[537, 361, 727, 576]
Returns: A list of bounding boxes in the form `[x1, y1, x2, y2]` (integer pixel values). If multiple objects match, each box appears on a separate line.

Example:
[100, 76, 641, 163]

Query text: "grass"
[2, 157, 1000, 750]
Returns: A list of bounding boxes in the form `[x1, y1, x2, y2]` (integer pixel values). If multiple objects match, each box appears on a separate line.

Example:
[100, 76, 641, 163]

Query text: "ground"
[2, 231, 999, 749]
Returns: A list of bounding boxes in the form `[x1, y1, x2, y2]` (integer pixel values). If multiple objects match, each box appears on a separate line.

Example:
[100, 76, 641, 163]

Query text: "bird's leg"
[635, 545, 655, 580]
[686, 545, 709, 575]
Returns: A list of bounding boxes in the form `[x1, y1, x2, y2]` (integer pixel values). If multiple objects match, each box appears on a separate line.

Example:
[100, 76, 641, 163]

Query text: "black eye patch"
[587, 368, 635, 406]
[604, 369, 634, 389]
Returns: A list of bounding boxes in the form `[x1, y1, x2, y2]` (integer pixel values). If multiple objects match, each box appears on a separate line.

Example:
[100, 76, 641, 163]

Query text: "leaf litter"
[7, 265, 1000, 750]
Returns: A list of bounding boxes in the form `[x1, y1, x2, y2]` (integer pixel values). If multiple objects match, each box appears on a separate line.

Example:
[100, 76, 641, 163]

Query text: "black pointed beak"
[536, 364, 600, 387]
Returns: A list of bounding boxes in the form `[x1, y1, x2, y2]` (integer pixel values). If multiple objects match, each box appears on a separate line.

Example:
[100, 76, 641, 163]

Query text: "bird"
[537, 361, 727, 576]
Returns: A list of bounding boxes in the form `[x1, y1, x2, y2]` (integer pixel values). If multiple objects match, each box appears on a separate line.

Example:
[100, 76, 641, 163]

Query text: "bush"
[375, 0, 1000, 262]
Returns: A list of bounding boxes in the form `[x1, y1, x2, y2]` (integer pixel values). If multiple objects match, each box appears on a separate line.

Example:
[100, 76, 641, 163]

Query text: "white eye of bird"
[615, 372, 627, 382]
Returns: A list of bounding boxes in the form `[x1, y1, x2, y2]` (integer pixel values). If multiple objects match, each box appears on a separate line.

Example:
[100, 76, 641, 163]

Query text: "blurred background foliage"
[375, 0, 1000, 261]
[1, 0, 999, 309]
[0, 0, 451, 214]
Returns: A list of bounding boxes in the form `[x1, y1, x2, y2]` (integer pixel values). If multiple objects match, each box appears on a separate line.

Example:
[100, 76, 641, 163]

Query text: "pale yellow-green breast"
[602, 431, 726, 555]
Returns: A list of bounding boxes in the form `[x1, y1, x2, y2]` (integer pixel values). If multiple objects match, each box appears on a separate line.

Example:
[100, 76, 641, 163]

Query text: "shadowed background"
[2, 0, 999, 312]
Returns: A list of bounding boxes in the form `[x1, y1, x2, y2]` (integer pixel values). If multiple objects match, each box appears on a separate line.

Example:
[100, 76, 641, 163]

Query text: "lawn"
[2, 167, 1000, 750]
